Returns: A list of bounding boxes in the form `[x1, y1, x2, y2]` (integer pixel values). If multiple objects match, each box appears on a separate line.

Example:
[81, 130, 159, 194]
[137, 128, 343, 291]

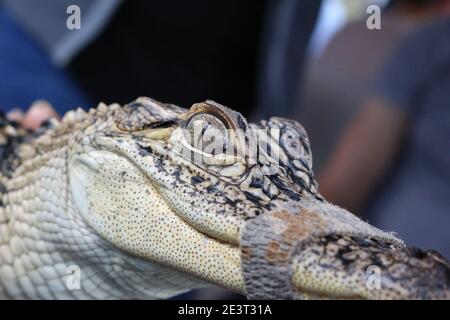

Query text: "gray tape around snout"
[240, 213, 300, 300]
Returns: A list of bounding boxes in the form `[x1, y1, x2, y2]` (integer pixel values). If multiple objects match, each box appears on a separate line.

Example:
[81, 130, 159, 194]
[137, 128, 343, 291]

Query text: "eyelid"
[179, 137, 241, 165]
[134, 127, 175, 141]
[144, 119, 178, 130]
[184, 111, 231, 130]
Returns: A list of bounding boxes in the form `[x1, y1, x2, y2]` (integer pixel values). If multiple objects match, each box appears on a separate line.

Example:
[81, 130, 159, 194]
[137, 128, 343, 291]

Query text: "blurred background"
[0, 0, 448, 298]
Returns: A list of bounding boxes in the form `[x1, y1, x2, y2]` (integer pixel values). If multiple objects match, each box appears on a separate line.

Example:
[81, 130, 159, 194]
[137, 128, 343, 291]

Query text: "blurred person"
[0, 3, 90, 117]
[319, 7, 450, 257]
[7, 101, 59, 130]
[253, 0, 322, 120]
[294, 0, 443, 171]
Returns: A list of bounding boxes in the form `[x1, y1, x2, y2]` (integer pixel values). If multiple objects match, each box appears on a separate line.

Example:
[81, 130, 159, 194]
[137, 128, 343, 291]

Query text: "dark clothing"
[255, 0, 321, 120]
[0, 7, 89, 114]
[69, 0, 267, 117]
[369, 18, 450, 257]
[294, 14, 415, 171]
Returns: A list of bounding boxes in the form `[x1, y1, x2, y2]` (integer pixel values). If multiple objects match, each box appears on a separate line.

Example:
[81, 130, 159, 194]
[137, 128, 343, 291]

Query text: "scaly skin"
[0, 97, 448, 299]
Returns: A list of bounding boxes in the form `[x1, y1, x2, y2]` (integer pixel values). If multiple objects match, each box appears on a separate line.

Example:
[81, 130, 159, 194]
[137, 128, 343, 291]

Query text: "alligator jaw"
[290, 231, 450, 299]
[236, 198, 450, 300]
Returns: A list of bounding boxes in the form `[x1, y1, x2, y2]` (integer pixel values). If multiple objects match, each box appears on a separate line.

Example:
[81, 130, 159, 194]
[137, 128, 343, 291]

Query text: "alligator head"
[67, 97, 449, 299]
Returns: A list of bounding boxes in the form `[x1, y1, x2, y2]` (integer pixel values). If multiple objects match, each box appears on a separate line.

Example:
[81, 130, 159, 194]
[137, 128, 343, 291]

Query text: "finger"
[22, 100, 59, 130]
[6, 109, 25, 124]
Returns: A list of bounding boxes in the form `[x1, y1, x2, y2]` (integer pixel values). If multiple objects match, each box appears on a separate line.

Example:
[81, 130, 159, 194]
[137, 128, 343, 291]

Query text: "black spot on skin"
[266, 142, 272, 157]
[369, 237, 395, 250]
[224, 197, 239, 207]
[300, 138, 310, 152]
[0, 182, 6, 207]
[237, 116, 248, 131]
[155, 158, 164, 169]
[0, 127, 27, 178]
[137, 143, 153, 156]
[298, 158, 310, 170]
[191, 176, 205, 185]
[127, 101, 144, 109]
[150, 120, 177, 129]
[335, 247, 356, 267]
[249, 177, 263, 189]
[243, 191, 262, 205]
[172, 168, 182, 182]
[206, 185, 218, 194]
[314, 194, 324, 202]
[405, 247, 427, 259]
[354, 237, 374, 247]
[290, 170, 307, 190]
[269, 176, 301, 201]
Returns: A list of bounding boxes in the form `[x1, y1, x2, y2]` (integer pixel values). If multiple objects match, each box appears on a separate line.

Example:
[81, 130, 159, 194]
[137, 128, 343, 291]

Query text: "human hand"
[6, 100, 59, 130]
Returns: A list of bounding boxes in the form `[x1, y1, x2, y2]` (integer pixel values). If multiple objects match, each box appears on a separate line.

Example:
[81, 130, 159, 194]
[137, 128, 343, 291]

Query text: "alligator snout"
[378, 247, 450, 299]
[290, 234, 450, 299]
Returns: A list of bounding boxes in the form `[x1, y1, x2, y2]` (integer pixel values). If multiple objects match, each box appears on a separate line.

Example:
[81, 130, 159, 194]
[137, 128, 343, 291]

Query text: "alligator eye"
[185, 113, 228, 155]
